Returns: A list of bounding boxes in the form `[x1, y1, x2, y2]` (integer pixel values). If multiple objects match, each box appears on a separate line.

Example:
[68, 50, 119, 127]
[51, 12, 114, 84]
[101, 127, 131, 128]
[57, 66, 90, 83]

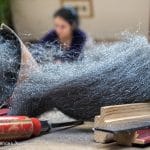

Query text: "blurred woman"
[41, 7, 87, 63]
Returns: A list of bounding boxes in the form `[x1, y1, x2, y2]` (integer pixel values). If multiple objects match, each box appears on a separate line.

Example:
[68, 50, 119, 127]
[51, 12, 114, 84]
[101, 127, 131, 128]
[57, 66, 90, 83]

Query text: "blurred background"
[0, 0, 150, 42]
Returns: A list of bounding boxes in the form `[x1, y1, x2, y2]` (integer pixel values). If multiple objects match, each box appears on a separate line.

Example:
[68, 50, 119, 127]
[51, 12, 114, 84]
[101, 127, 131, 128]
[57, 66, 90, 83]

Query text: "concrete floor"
[0, 111, 149, 150]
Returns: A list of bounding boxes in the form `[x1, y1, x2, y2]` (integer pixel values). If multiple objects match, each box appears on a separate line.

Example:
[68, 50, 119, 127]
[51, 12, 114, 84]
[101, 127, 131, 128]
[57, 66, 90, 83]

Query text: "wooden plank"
[100, 103, 150, 123]
[94, 130, 114, 143]
[94, 103, 150, 145]
[114, 131, 136, 146]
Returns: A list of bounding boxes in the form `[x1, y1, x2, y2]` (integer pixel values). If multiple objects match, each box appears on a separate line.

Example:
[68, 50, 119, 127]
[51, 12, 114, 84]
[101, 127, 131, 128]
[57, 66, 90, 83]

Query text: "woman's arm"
[54, 30, 86, 63]
[54, 48, 83, 62]
[40, 30, 57, 43]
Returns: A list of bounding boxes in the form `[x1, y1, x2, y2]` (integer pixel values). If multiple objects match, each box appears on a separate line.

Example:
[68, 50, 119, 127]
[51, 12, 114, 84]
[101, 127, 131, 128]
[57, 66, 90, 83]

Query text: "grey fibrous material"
[0, 25, 149, 120]
[0, 27, 21, 103]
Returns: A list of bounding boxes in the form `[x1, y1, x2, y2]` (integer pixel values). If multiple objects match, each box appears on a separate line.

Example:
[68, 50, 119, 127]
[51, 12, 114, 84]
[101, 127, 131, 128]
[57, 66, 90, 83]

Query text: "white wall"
[11, 0, 150, 41]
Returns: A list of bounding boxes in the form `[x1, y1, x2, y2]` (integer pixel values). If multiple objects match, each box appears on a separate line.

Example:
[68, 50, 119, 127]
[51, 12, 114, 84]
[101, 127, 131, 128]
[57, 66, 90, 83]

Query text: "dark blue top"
[41, 29, 86, 62]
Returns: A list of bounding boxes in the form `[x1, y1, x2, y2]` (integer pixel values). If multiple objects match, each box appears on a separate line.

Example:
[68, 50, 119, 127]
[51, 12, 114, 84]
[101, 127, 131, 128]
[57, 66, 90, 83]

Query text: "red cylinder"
[0, 116, 41, 141]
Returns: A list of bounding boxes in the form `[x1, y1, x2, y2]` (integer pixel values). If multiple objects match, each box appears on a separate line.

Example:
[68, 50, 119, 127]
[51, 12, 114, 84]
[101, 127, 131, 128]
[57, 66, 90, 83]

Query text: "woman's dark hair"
[54, 7, 79, 28]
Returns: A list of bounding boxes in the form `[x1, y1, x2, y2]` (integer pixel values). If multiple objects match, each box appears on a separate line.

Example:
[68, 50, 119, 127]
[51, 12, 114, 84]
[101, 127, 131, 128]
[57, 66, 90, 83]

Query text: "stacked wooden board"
[94, 103, 150, 146]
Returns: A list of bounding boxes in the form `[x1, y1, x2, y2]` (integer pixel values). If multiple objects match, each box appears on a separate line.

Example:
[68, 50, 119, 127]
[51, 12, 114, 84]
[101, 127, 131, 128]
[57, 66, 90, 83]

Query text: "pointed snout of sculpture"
[0, 24, 38, 105]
